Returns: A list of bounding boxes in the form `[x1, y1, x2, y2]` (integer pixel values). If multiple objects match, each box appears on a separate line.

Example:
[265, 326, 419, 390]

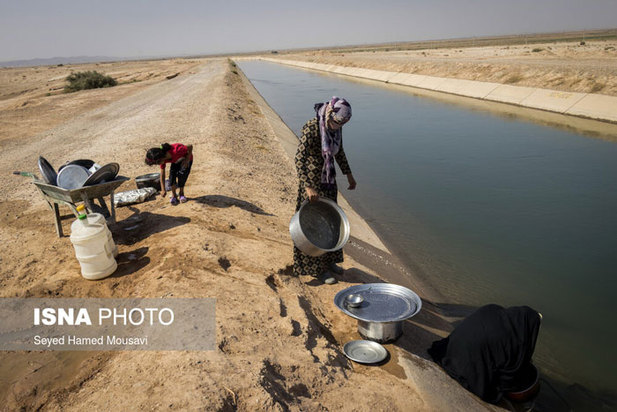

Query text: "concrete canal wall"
[261, 58, 617, 124]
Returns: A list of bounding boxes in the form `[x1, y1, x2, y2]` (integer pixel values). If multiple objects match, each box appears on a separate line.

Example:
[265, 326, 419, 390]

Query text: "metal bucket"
[135, 173, 161, 191]
[357, 320, 403, 343]
[289, 198, 350, 257]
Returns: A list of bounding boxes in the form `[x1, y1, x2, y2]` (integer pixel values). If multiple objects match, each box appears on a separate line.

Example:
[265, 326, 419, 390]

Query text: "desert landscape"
[1, 31, 616, 410]
[273, 29, 617, 97]
[0, 57, 494, 410]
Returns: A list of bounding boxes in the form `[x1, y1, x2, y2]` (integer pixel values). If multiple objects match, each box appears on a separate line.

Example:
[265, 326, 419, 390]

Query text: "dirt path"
[0, 59, 493, 410]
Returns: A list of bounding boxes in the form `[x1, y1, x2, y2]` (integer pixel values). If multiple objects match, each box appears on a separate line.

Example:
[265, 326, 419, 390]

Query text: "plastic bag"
[114, 187, 157, 207]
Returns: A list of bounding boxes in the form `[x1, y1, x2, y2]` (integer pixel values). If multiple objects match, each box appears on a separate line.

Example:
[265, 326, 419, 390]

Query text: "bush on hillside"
[64, 71, 117, 93]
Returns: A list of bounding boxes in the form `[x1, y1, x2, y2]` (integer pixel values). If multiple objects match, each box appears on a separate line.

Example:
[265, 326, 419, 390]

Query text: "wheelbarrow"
[15, 171, 129, 237]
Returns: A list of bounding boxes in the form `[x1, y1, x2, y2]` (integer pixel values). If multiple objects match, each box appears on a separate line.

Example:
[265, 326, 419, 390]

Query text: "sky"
[1, 0, 616, 61]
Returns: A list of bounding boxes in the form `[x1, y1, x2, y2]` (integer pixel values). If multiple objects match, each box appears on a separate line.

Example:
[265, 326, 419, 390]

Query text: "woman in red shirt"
[145, 143, 193, 205]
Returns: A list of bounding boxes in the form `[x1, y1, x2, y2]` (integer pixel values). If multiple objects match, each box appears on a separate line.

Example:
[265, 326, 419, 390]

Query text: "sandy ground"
[274, 39, 617, 96]
[0, 58, 501, 411]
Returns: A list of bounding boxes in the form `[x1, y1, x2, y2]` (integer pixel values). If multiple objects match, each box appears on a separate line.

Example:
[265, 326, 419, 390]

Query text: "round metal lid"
[334, 283, 422, 323]
[83, 163, 119, 186]
[56, 164, 90, 190]
[343, 340, 388, 364]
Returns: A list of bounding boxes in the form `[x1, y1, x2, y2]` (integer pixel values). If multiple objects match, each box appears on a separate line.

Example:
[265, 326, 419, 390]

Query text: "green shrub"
[64, 71, 117, 93]
[532, 48, 543, 52]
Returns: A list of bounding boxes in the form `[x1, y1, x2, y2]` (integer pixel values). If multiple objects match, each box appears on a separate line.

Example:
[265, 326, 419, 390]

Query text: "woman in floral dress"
[293, 96, 356, 284]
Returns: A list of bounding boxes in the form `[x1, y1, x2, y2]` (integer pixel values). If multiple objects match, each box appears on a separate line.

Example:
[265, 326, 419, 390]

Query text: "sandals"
[170, 196, 187, 205]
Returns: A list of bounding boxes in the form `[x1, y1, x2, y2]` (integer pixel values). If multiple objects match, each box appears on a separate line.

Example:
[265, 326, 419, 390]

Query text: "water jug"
[71, 207, 118, 257]
[70, 213, 117, 280]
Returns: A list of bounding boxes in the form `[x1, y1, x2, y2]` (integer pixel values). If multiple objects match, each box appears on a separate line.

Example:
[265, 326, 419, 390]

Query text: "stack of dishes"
[38, 157, 120, 190]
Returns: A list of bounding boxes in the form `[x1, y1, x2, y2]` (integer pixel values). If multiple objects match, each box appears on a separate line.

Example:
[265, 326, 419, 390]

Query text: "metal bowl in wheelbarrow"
[56, 164, 90, 190]
[58, 159, 96, 172]
[289, 198, 350, 257]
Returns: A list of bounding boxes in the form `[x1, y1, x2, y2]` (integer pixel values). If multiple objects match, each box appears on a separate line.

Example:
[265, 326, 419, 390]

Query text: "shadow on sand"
[112, 246, 150, 278]
[111, 209, 190, 246]
[194, 194, 274, 216]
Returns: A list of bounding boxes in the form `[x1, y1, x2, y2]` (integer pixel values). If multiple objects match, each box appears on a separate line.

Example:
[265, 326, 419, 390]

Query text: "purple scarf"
[314, 96, 352, 188]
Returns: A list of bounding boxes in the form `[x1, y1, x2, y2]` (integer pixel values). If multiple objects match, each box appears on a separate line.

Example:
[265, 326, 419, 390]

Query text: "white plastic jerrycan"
[71, 205, 118, 257]
[70, 208, 117, 280]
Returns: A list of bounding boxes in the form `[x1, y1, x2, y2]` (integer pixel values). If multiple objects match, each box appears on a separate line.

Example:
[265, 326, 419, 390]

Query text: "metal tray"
[343, 340, 388, 364]
[83, 162, 119, 186]
[59, 159, 95, 171]
[334, 283, 422, 323]
[56, 164, 89, 190]
[38, 156, 57, 185]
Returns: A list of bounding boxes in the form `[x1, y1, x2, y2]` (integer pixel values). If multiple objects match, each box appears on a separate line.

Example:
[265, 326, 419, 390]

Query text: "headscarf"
[314, 96, 352, 188]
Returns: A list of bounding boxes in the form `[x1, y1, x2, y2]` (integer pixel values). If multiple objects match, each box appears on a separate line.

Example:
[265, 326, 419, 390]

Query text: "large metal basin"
[357, 320, 402, 343]
[289, 198, 350, 256]
[334, 283, 422, 343]
[135, 173, 161, 191]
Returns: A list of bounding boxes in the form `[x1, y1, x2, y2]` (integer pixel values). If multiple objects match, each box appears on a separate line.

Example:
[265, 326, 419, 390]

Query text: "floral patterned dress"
[293, 118, 352, 276]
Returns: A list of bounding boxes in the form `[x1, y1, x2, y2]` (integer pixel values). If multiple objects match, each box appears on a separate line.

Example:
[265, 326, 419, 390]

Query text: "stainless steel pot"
[357, 320, 403, 343]
[289, 198, 350, 257]
[135, 173, 161, 191]
[334, 283, 422, 343]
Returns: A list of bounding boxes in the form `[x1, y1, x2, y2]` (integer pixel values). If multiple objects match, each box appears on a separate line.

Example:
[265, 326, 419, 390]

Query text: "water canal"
[238, 60, 617, 400]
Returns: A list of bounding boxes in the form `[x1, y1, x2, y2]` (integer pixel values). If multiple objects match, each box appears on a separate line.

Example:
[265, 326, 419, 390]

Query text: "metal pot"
[357, 320, 403, 343]
[289, 198, 350, 257]
[506, 364, 540, 402]
[334, 283, 422, 343]
[135, 173, 161, 191]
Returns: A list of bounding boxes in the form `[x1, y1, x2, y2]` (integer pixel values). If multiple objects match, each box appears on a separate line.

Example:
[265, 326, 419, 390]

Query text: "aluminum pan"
[289, 198, 350, 256]
[56, 164, 89, 190]
[83, 162, 119, 186]
[38, 156, 57, 186]
[343, 340, 388, 364]
[334, 283, 422, 322]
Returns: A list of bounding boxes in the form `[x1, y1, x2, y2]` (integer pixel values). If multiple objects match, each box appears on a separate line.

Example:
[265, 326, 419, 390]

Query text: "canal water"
[238, 60, 617, 400]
